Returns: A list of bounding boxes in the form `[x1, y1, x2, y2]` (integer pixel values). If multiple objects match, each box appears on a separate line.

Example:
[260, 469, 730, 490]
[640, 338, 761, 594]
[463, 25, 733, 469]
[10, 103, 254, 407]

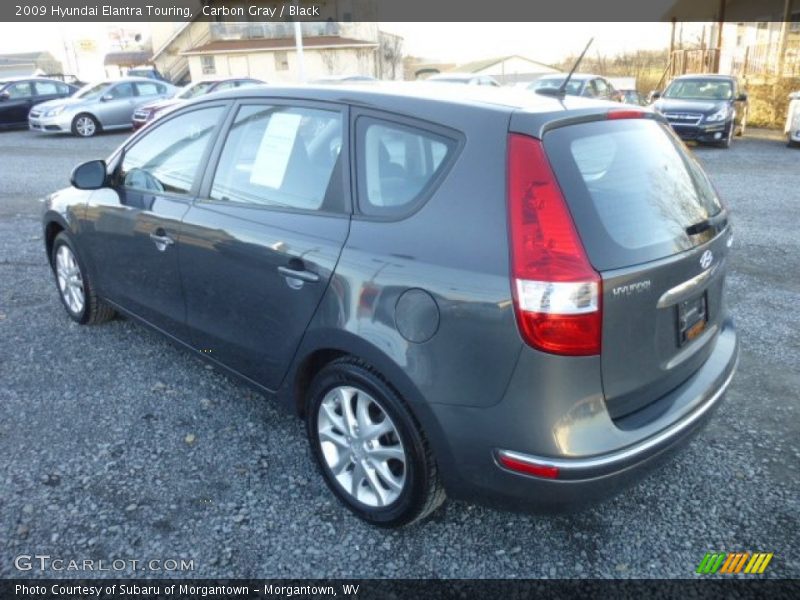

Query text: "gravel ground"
[0, 127, 798, 579]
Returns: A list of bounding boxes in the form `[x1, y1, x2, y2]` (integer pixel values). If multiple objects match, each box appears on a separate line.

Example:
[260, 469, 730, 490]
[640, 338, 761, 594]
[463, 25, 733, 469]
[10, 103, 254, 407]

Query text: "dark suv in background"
[651, 74, 748, 147]
[43, 84, 738, 526]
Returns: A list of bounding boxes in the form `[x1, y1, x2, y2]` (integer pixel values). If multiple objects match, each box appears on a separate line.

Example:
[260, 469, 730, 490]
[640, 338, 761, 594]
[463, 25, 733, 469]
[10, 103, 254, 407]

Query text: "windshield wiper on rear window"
[685, 211, 727, 236]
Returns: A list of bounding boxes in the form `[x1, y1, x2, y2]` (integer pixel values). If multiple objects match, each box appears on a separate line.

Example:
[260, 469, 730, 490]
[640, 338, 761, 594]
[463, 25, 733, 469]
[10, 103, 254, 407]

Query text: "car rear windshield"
[544, 118, 724, 271]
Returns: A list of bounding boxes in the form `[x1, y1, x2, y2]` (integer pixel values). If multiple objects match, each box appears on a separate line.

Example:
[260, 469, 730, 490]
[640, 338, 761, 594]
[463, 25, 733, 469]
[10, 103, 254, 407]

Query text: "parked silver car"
[29, 77, 176, 137]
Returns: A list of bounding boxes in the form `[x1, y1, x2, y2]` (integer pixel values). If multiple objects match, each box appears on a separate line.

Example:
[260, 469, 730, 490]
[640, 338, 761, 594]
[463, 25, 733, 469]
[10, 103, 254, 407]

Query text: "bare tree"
[320, 49, 340, 76]
[380, 33, 404, 80]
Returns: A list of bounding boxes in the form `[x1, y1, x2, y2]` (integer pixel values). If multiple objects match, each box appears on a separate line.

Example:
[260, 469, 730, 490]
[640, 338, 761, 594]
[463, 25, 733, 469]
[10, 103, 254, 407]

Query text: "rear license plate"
[677, 292, 708, 345]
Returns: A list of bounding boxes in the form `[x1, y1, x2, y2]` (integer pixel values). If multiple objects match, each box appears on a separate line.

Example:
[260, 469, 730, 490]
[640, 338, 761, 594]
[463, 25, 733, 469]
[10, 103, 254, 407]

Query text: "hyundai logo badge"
[700, 250, 713, 270]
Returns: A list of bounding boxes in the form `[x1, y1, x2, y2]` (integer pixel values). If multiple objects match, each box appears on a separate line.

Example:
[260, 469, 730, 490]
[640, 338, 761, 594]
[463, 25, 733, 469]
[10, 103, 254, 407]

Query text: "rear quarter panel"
[289, 98, 523, 411]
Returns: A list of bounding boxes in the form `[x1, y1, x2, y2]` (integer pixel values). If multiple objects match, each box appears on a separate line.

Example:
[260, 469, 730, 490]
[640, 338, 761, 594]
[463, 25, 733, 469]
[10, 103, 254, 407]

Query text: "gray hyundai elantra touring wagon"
[43, 83, 738, 526]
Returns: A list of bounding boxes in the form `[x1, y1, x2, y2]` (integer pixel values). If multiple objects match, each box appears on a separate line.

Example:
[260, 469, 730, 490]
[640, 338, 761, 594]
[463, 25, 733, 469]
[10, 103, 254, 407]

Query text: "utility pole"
[714, 0, 726, 73]
[293, 1, 306, 82]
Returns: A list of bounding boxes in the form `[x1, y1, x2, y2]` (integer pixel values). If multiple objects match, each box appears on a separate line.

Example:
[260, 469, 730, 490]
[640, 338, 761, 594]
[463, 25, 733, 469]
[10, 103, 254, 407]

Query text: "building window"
[791, 12, 800, 33]
[274, 51, 289, 71]
[201, 56, 216, 75]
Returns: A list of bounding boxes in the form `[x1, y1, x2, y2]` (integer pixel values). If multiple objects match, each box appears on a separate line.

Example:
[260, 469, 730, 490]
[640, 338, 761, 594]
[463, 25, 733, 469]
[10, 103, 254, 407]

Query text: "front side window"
[179, 81, 215, 99]
[210, 104, 344, 212]
[530, 77, 583, 95]
[212, 81, 237, 92]
[108, 83, 135, 99]
[75, 82, 111, 100]
[120, 106, 224, 196]
[356, 117, 455, 216]
[6, 82, 33, 98]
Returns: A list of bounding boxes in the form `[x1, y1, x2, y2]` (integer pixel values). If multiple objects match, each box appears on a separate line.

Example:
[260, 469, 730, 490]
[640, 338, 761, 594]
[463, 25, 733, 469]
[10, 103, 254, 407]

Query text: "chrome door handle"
[278, 265, 320, 283]
[149, 232, 174, 251]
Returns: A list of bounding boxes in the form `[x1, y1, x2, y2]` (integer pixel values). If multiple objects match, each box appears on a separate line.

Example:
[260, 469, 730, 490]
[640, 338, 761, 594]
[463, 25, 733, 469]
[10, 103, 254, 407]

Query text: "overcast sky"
[379, 22, 676, 65]
[0, 22, 688, 65]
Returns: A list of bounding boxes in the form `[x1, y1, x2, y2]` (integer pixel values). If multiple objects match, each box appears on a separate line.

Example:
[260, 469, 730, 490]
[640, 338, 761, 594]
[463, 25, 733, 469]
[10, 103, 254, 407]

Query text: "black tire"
[51, 232, 115, 325]
[305, 357, 445, 527]
[71, 113, 100, 138]
[718, 123, 733, 149]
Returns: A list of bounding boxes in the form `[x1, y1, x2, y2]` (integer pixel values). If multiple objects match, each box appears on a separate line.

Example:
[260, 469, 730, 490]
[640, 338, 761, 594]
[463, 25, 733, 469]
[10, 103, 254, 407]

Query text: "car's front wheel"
[718, 122, 734, 149]
[72, 113, 100, 138]
[306, 358, 445, 527]
[736, 110, 747, 136]
[51, 232, 115, 324]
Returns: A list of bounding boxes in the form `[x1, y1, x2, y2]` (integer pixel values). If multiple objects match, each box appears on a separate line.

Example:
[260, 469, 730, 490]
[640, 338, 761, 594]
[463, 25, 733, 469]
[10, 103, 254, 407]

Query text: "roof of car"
[536, 73, 597, 81]
[427, 73, 480, 80]
[95, 76, 172, 85]
[0, 76, 75, 84]
[200, 81, 617, 115]
[673, 74, 737, 81]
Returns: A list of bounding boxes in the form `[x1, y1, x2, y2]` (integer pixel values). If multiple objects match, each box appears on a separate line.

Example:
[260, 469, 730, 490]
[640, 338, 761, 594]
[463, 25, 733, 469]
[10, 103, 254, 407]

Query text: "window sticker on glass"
[250, 112, 303, 189]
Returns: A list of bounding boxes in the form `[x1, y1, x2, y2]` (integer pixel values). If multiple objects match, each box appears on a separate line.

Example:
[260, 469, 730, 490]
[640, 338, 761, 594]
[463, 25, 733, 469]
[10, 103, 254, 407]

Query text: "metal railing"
[667, 48, 721, 79]
[730, 41, 800, 78]
[667, 41, 800, 80]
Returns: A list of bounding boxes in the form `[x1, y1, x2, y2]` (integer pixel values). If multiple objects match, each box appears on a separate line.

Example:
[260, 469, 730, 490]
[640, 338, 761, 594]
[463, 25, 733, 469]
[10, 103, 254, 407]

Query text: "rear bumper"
[429, 318, 738, 512]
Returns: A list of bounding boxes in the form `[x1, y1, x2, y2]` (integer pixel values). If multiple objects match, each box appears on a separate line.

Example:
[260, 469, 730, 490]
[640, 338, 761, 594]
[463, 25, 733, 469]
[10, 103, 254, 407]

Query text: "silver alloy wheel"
[317, 385, 407, 507]
[75, 116, 96, 137]
[55, 245, 85, 315]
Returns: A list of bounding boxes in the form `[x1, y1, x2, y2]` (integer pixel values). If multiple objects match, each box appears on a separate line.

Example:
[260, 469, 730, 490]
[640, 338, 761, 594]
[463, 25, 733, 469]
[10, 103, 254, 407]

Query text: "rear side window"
[135, 82, 159, 96]
[210, 104, 344, 212]
[109, 83, 134, 99]
[34, 81, 59, 95]
[356, 117, 455, 217]
[544, 119, 723, 271]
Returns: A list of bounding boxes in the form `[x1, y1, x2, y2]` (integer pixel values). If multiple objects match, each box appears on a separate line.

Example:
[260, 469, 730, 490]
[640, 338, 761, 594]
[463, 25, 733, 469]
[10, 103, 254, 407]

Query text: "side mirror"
[0, 91, 9, 101]
[101, 93, 114, 102]
[737, 93, 748, 102]
[70, 160, 107, 190]
[650, 90, 662, 100]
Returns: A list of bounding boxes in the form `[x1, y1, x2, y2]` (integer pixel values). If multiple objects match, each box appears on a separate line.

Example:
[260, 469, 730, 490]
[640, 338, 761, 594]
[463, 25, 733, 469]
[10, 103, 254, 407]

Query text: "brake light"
[607, 108, 647, 119]
[507, 133, 601, 356]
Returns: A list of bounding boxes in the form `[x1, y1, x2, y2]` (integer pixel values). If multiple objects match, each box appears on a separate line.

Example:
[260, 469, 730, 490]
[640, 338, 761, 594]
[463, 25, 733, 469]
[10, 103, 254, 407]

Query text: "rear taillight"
[607, 108, 647, 119]
[507, 133, 601, 356]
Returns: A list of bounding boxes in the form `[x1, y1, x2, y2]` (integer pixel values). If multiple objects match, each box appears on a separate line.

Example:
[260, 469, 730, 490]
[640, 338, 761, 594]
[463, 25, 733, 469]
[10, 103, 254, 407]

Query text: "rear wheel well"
[293, 349, 347, 417]
[44, 221, 64, 266]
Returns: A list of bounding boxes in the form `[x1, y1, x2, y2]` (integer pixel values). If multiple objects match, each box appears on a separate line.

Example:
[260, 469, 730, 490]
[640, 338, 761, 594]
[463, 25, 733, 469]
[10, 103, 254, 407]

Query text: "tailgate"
[543, 116, 732, 418]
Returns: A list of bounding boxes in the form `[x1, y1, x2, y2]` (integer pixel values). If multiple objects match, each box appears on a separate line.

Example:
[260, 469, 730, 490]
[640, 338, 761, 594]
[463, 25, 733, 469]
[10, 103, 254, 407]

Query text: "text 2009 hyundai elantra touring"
[43, 84, 738, 526]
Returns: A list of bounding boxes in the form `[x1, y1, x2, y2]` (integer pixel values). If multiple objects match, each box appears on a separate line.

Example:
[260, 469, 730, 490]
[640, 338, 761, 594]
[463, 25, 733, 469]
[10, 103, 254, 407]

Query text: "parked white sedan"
[785, 91, 800, 147]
